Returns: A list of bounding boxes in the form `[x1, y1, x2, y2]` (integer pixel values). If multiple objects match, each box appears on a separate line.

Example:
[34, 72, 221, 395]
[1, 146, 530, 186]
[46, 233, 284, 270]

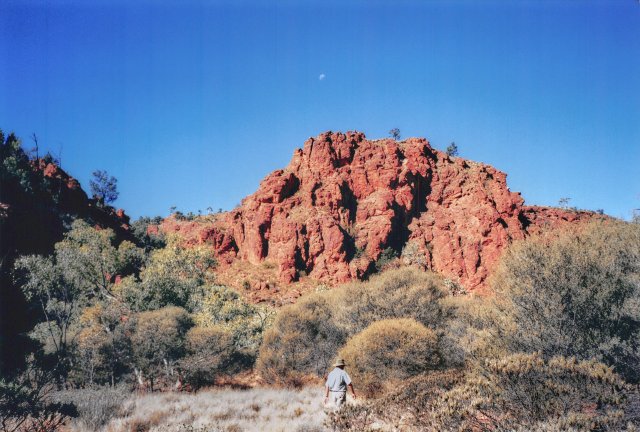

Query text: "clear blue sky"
[1, 0, 639, 220]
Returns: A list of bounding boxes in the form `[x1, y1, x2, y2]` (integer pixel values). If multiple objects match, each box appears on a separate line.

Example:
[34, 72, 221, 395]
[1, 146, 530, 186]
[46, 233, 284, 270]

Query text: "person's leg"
[333, 391, 346, 408]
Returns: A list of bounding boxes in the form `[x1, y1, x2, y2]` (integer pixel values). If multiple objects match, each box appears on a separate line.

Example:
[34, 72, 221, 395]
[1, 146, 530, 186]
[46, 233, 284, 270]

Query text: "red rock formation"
[161, 131, 597, 291]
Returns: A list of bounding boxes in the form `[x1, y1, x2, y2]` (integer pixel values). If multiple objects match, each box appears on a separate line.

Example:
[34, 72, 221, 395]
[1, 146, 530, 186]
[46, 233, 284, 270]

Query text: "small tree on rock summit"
[90, 170, 119, 205]
[446, 142, 459, 157]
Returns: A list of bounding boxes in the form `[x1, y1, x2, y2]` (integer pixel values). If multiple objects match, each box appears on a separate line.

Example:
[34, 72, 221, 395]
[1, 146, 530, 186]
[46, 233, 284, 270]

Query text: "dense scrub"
[256, 268, 454, 386]
[3, 214, 273, 429]
[325, 220, 640, 431]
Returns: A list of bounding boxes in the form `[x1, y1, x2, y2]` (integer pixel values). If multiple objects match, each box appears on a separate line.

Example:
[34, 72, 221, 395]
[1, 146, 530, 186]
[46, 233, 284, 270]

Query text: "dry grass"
[81, 387, 328, 432]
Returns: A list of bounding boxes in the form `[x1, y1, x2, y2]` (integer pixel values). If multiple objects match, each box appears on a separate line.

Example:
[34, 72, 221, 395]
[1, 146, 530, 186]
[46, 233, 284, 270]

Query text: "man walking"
[324, 358, 357, 408]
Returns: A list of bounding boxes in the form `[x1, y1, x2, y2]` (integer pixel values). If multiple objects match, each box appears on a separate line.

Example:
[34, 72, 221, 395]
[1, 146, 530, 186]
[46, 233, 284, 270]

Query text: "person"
[324, 358, 356, 408]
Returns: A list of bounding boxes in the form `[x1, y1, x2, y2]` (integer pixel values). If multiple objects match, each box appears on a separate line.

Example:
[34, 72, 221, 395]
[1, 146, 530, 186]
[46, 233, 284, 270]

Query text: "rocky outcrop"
[161, 131, 597, 291]
[0, 151, 132, 373]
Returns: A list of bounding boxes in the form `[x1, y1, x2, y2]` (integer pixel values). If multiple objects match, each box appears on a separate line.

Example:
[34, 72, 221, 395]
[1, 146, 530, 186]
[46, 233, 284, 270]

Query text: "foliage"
[374, 247, 398, 272]
[53, 386, 130, 431]
[400, 241, 427, 268]
[339, 318, 440, 396]
[54, 220, 143, 300]
[180, 326, 236, 389]
[119, 235, 216, 312]
[326, 402, 378, 432]
[331, 354, 631, 432]
[379, 369, 465, 430]
[131, 306, 193, 390]
[388, 128, 401, 141]
[90, 170, 119, 204]
[257, 293, 347, 385]
[0, 130, 64, 202]
[193, 285, 274, 354]
[446, 142, 458, 157]
[336, 268, 452, 335]
[72, 302, 134, 386]
[14, 221, 143, 377]
[475, 220, 640, 382]
[257, 268, 454, 385]
[432, 353, 629, 431]
[130, 216, 166, 252]
[0, 361, 77, 432]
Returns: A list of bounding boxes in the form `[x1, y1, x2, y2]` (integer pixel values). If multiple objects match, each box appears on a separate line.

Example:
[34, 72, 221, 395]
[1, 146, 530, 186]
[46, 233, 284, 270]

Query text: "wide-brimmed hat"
[333, 358, 346, 367]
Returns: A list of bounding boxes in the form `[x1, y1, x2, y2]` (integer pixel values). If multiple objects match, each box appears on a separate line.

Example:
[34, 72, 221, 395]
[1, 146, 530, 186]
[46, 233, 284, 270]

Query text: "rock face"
[162, 131, 596, 291]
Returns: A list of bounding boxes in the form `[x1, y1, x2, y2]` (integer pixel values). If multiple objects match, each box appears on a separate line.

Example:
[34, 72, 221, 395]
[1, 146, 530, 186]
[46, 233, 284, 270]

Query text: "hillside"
[160, 131, 597, 298]
[0, 133, 132, 374]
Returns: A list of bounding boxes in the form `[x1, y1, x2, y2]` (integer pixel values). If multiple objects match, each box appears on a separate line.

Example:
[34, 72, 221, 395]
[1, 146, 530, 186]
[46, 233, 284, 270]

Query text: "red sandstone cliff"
[161, 131, 597, 293]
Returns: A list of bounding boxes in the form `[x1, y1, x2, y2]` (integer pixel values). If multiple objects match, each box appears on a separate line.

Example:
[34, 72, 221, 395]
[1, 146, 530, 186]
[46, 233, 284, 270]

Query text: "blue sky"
[1, 0, 639, 220]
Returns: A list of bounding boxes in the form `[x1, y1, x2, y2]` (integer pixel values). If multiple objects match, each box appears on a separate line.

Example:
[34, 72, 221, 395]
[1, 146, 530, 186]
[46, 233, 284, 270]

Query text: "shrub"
[336, 268, 452, 335]
[257, 294, 346, 385]
[478, 220, 640, 382]
[256, 268, 455, 385]
[131, 307, 193, 390]
[373, 247, 397, 272]
[326, 370, 464, 431]
[431, 353, 629, 431]
[339, 318, 440, 396]
[180, 326, 236, 389]
[193, 285, 272, 355]
[53, 386, 130, 430]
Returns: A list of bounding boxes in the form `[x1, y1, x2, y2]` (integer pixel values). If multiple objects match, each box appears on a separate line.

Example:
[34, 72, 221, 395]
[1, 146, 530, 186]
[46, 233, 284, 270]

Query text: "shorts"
[330, 391, 347, 408]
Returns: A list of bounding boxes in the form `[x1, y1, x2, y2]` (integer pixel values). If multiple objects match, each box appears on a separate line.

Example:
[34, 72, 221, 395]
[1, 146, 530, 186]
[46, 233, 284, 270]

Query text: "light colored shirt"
[325, 367, 352, 392]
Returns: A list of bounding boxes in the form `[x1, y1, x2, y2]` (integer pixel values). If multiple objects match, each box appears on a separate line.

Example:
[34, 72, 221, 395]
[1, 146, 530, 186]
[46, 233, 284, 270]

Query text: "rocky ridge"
[161, 131, 596, 294]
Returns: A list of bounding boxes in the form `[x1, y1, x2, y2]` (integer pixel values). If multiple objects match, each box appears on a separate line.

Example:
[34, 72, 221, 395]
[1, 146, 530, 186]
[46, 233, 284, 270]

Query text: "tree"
[558, 196, 571, 208]
[1, 362, 77, 432]
[389, 128, 401, 141]
[72, 302, 134, 387]
[119, 235, 216, 312]
[90, 170, 118, 204]
[14, 221, 143, 379]
[446, 142, 458, 157]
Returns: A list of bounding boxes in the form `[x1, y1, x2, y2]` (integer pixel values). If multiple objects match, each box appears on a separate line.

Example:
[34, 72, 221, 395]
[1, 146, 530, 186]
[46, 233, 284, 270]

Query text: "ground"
[68, 387, 330, 432]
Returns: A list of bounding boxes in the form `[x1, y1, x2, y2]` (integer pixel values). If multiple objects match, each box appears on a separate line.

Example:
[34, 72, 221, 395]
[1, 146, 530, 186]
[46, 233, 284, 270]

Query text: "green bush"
[476, 220, 640, 382]
[338, 318, 440, 396]
[119, 236, 216, 312]
[193, 285, 272, 356]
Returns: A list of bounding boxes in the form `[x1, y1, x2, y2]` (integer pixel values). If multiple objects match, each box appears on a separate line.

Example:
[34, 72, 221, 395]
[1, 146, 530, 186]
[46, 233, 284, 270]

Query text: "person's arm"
[348, 383, 356, 399]
[324, 385, 330, 404]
